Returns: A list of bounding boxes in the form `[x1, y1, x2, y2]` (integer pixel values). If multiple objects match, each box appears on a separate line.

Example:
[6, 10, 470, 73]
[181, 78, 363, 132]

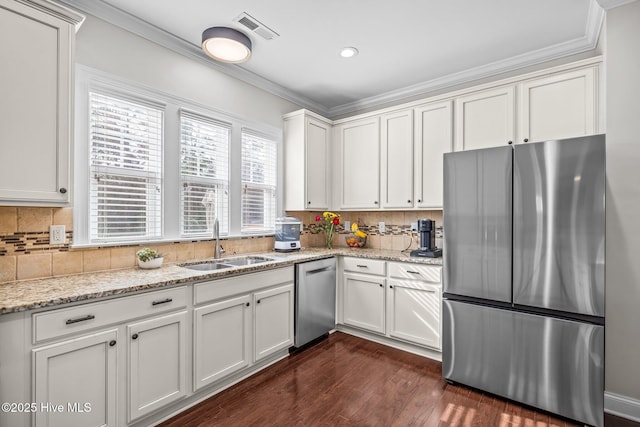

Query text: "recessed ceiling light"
[340, 47, 359, 58]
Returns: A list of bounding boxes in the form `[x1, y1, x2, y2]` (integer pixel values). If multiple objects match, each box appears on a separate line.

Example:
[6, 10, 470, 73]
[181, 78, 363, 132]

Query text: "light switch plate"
[344, 220, 350, 231]
[50, 225, 65, 245]
[379, 222, 385, 233]
[411, 222, 418, 232]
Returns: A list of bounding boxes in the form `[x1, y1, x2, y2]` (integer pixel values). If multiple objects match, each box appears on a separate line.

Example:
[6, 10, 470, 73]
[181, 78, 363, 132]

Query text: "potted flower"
[136, 248, 164, 269]
[313, 211, 340, 249]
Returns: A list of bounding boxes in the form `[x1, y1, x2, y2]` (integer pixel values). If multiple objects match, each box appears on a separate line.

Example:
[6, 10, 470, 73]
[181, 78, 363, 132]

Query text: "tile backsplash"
[287, 210, 443, 251]
[0, 207, 274, 283]
[0, 207, 443, 283]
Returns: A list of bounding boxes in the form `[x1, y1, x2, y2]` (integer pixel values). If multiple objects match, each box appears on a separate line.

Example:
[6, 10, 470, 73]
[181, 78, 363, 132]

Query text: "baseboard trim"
[605, 391, 640, 422]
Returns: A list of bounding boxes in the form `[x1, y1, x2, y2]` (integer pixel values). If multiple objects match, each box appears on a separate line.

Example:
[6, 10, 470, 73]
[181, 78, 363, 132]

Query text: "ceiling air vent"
[233, 12, 279, 40]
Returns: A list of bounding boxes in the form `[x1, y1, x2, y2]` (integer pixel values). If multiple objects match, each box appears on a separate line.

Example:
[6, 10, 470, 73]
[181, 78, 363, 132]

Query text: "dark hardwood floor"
[159, 332, 637, 427]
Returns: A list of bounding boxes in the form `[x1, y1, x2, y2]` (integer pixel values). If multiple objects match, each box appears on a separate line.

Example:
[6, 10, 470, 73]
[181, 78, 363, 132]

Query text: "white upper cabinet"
[414, 101, 453, 209]
[380, 109, 414, 209]
[454, 86, 516, 151]
[0, 0, 82, 205]
[337, 117, 381, 209]
[519, 67, 597, 144]
[283, 110, 331, 210]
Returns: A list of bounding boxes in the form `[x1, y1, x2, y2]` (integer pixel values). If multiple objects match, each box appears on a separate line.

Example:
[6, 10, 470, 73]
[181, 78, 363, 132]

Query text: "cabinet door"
[33, 329, 117, 427]
[0, 0, 76, 204]
[254, 284, 294, 362]
[455, 86, 516, 151]
[193, 295, 251, 391]
[380, 109, 414, 208]
[388, 280, 441, 349]
[305, 117, 330, 209]
[127, 311, 187, 422]
[520, 67, 596, 144]
[414, 101, 453, 209]
[338, 117, 380, 209]
[342, 272, 385, 334]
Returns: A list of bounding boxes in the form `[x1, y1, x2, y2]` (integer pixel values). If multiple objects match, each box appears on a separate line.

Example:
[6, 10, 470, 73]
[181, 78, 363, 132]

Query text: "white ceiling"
[60, 0, 613, 117]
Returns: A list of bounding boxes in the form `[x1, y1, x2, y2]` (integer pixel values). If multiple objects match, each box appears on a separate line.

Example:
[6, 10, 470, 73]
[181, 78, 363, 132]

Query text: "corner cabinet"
[283, 110, 331, 210]
[0, 0, 83, 205]
[338, 257, 442, 352]
[336, 117, 381, 209]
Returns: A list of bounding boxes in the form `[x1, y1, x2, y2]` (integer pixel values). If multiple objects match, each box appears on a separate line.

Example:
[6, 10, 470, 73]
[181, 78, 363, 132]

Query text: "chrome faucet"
[213, 218, 225, 259]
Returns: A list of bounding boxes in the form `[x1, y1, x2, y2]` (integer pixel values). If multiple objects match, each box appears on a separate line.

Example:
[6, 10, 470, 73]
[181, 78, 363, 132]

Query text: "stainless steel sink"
[180, 256, 276, 271]
[223, 256, 275, 266]
[182, 262, 233, 271]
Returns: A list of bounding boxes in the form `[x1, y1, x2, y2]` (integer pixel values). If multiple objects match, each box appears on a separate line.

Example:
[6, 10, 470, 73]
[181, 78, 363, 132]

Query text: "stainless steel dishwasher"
[294, 257, 336, 348]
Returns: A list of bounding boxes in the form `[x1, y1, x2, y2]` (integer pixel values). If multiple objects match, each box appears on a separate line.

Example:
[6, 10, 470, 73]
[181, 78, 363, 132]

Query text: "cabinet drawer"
[194, 267, 294, 305]
[33, 287, 187, 343]
[388, 262, 441, 283]
[342, 257, 386, 276]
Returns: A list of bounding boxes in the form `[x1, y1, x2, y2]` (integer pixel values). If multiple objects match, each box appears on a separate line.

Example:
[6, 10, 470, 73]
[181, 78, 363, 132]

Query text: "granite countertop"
[0, 248, 442, 315]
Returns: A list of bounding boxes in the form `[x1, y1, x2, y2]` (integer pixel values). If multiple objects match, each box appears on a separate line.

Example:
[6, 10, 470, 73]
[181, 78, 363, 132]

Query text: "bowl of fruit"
[345, 223, 367, 248]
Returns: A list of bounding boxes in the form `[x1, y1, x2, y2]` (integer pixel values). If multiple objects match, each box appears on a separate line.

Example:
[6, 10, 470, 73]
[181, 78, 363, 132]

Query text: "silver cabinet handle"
[406, 270, 421, 274]
[356, 264, 368, 268]
[152, 298, 173, 306]
[66, 314, 95, 325]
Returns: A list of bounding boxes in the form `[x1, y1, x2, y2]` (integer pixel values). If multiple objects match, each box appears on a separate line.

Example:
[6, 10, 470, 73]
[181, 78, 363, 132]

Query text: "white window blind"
[180, 111, 230, 236]
[89, 92, 163, 242]
[241, 130, 277, 234]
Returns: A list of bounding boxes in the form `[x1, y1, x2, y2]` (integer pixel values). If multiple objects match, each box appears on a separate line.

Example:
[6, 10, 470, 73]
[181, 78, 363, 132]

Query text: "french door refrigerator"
[442, 135, 605, 427]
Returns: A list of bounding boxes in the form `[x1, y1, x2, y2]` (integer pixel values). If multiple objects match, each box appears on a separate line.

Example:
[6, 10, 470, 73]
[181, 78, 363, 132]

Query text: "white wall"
[74, 15, 301, 128]
[605, 0, 640, 404]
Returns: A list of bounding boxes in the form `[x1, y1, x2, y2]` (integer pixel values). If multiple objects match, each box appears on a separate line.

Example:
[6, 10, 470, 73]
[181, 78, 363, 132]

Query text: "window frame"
[73, 66, 283, 248]
[240, 129, 278, 235]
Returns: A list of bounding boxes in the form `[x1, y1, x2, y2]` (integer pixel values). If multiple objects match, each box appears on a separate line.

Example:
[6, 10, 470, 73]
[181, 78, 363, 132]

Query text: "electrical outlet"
[50, 225, 65, 245]
[378, 221, 386, 233]
[344, 220, 351, 231]
[411, 222, 418, 232]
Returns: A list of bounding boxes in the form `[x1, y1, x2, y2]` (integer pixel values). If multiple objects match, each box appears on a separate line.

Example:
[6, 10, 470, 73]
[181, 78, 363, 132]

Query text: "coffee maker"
[410, 219, 442, 258]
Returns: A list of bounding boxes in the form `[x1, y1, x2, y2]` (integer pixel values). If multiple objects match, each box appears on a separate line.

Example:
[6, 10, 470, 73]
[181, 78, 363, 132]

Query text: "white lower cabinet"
[343, 272, 386, 334]
[193, 295, 251, 391]
[32, 329, 118, 427]
[254, 284, 294, 362]
[387, 280, 441, 349]
[340, 259, 442, 351]
[127, 311, 188, 422]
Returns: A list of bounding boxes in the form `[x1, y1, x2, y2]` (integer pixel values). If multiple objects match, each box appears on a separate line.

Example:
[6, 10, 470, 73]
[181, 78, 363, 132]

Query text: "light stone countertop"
[0, 247, 442, 315]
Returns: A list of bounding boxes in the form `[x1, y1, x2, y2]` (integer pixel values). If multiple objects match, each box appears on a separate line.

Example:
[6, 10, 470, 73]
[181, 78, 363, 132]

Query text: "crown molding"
[596, 0, 638, 10]
[326, 0, 604, 117]
[58, 0, 605, 119]
[56, 0, 331, 116]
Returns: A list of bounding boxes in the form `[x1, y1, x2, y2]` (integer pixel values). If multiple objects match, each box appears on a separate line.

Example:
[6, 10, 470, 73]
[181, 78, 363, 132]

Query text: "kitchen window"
[88, 92, 163, 242]
[241, 130, 277, 234]
[179, 111, 230, 237]
[73, 67, 282, 247]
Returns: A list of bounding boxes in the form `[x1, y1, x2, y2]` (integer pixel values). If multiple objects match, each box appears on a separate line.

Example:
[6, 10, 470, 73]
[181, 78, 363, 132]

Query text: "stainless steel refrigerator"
[442, 135, 605, 426]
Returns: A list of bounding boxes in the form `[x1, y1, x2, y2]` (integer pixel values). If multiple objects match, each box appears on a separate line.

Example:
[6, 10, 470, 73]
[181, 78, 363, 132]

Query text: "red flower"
[332, 217, 340, 225]
[315, 215, 322, 221]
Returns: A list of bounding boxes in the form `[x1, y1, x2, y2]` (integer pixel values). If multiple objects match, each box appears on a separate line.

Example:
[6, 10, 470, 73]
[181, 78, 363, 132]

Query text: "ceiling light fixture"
[202, 27, 252, 63]
[340, 47, 359, 58]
